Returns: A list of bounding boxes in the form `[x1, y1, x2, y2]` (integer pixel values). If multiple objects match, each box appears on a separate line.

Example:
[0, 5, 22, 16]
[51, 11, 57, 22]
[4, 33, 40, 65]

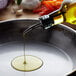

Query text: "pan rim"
[0, 19, 76, 34]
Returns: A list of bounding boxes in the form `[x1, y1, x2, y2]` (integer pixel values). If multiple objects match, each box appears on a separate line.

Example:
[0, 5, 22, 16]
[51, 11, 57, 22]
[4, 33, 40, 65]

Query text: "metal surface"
[0, 19, 76, 76]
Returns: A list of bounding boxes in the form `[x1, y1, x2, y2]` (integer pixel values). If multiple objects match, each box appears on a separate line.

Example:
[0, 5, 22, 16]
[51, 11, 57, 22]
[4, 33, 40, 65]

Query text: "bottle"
[23, 0, 76, 34]
[39, 0, 76, 29]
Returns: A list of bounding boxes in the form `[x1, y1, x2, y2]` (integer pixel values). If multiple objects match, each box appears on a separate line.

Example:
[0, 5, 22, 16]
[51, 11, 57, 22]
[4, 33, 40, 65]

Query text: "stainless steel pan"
[0, 19, 76, 76]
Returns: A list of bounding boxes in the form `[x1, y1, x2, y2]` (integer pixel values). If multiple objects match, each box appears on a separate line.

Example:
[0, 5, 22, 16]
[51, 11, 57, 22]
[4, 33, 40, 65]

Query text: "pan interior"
[0, 41, 73, 76]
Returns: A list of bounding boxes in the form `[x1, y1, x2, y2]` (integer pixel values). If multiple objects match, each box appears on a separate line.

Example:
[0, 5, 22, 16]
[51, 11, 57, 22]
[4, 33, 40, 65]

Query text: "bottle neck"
[39, 11, 65, 29]
[39, 15, 54, 29]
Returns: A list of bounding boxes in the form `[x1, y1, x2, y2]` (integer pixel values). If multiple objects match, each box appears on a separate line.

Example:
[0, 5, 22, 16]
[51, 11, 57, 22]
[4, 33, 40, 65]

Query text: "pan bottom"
[0, 41, 73, 76]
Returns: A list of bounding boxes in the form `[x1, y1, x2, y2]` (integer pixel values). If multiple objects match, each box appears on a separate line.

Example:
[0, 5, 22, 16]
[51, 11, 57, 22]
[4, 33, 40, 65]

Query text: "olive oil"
[40, 2, 76, 29]
[11, 55, 43, 72]
[11, 27, 43, 72]
[11, 42, 43, 72]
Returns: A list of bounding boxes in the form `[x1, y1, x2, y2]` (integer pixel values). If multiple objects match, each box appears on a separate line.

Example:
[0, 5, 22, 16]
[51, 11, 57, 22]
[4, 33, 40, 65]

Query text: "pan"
[0, 19, 76, 76]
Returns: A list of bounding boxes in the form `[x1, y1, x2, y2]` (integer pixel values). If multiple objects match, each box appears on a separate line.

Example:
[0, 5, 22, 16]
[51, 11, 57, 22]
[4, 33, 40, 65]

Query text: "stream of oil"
[11, 25, 43, 72]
